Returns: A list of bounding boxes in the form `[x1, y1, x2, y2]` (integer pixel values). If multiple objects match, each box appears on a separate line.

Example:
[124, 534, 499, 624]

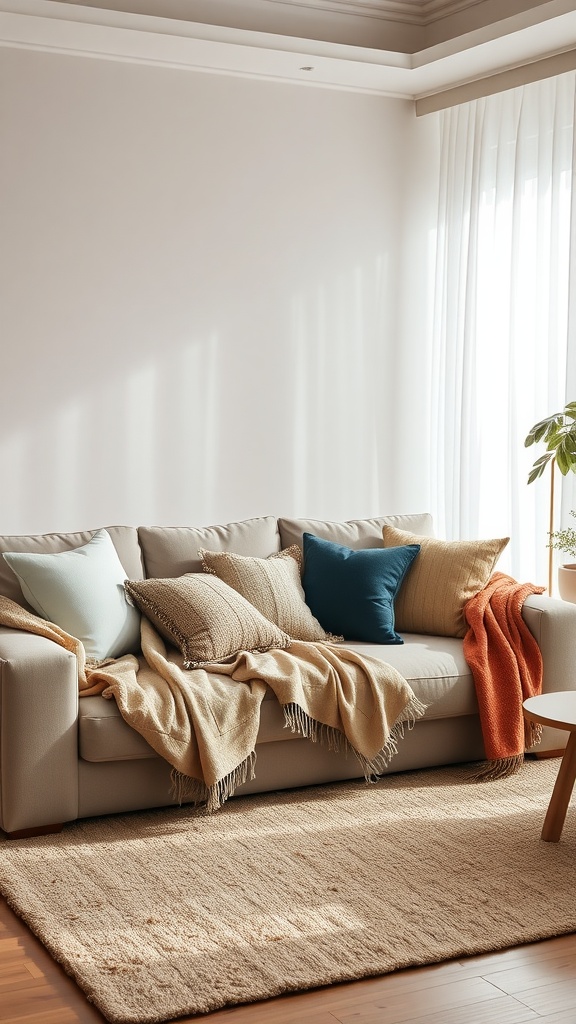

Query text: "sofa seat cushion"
[78, 687, 296, 763]
[344, 635, 477, 719]
[78, 636, 475, 763]
[79, 696, 159, 762]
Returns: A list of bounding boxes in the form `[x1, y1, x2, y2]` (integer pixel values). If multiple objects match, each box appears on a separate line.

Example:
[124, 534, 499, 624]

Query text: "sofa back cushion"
[278, 513, 434, 552]
[0, 526, 144, 606]
[138, 516, 281, 579]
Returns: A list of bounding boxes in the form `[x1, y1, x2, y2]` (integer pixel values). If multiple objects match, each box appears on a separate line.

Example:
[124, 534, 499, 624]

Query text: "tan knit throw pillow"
[124, 574, 291, 669]
[382, 525, 509, 638]
[199, 546, 330, 642]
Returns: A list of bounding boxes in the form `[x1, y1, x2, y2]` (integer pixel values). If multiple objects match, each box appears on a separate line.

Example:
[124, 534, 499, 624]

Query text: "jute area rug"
[1, 761, 575, 1024]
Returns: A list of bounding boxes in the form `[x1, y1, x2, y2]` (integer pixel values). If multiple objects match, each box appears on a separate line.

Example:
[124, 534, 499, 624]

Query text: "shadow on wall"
[289, 254, 394, 518]
[0, 47, 419, 536]
[0, 257, 401, 536]
[0, 332, 220, 534]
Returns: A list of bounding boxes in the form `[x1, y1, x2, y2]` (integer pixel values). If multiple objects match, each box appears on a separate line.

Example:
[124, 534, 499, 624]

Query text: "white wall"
[389, 110, 440, 518]
[0, 47, 438, 534]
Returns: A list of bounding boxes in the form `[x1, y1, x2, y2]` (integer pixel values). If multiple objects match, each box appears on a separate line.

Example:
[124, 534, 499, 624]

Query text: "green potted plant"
[548, 511, 576, 602]
[525, 401, 576, 597]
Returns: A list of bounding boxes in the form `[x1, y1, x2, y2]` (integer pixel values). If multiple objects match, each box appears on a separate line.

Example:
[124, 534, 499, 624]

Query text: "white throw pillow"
[3, 529, 141, 661]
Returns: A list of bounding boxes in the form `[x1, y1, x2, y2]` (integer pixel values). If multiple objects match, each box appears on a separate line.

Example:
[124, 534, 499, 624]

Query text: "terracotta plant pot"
[557, 564, 576, 603]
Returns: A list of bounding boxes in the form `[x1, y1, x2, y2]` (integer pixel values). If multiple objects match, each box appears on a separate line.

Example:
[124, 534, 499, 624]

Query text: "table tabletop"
[523, 691, 576, 731]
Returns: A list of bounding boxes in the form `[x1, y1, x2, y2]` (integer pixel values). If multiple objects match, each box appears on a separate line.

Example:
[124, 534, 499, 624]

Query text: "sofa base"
[76, 715, 488, 822]
[5, 823, 64, 840]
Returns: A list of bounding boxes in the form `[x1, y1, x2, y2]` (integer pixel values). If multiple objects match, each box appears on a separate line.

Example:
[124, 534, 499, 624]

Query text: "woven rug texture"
[0, 760, 575, 1023]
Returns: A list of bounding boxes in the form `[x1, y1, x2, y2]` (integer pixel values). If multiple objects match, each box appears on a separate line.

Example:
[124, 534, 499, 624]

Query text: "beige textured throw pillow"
[382, 525, 509, 638]
[124, 574, 291, 669]
[200, 546, 330, 642]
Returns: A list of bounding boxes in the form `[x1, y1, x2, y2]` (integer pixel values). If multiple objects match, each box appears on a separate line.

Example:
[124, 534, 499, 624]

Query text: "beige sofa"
[1, 512, 575, 838]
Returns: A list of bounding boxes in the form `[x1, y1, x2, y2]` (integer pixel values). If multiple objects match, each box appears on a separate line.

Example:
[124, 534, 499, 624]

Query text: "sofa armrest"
[522, 594, 576, 752]
[0, 626, 79, 834]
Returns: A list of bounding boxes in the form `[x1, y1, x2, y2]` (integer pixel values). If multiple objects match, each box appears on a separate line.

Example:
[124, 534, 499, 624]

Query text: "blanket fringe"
[170, 691, 428, 811]
[170, 750, 257, 813]
[283, 703, 350, 755]
[283, 695, 427, 783]
[468, 753, 525, 782]
[468, 720, 543, 782]
[526, 720, 543, 749]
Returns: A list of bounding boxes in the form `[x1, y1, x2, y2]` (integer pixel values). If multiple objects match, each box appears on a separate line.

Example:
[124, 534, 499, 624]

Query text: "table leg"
[541, 730, 576, 842]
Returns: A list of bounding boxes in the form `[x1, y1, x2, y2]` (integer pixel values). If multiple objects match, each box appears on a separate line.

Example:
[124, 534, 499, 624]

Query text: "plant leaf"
[565, 425, 576, 453]
[528, 462, 549, 484]
[525, 416, 557, 446]
[555, 432, 576, 475]
[524, 404, 576, 483]
[545, 422, 563, 447]
[556, 445, 570, 475]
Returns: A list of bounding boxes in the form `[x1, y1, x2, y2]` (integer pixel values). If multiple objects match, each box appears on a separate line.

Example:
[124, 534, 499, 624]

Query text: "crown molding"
[269, 0, 576, 27]
[416, 44, 576, 112]
[0, 0, 575, 107]
[255, 0, 425, 26]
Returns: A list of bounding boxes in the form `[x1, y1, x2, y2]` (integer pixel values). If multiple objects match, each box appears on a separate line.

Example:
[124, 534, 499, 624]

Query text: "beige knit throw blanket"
[0, 595, 426, 812]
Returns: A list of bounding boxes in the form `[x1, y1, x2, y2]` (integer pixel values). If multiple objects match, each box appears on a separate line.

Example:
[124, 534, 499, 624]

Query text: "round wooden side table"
[523, 691, 576, 842]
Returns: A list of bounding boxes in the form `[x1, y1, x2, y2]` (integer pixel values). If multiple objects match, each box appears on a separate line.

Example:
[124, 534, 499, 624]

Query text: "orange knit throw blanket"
[463, 571, 545, 779]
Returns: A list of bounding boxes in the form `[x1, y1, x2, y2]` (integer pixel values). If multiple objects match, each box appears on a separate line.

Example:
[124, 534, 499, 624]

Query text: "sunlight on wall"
[0, 334, 221, 534]
[107, 332, 221, 528]
[122, 359, 158, 521]
[0, 45, 423, 535]
[289, 256, 394, 521]
[52, 399, 84, 528]
[0, 432, 27, 533]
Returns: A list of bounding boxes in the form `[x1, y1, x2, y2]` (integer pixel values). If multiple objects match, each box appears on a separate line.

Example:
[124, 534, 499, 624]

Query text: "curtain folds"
[433, 72, 576, 586]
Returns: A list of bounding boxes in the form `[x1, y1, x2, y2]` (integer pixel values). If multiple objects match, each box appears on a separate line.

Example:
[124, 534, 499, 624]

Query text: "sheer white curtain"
[432, 72, 576, 586]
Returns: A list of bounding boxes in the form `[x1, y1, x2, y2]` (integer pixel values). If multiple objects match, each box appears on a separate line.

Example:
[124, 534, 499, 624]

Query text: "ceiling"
[1, 0, 576, 110]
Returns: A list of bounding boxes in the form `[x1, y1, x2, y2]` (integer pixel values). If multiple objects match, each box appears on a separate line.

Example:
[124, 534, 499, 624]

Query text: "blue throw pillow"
[302, 533, 420, 644]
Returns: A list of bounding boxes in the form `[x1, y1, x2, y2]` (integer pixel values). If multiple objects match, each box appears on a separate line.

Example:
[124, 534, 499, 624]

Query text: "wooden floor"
[0, 898, 574, 1024]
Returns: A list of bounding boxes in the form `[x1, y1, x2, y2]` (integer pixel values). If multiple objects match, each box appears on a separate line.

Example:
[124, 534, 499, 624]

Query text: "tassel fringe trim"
[170, 750, 257, 814]
[469, 719, 544, 782]
[283, 695, 427, 783]
[526, 720, 543, 749]
[170, 694, 428, 813]
[468, 753, 526, 781]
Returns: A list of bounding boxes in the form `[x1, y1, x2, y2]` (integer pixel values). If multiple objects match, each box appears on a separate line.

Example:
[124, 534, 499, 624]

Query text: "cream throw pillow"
[3, 529, 141, 661]
[199, 546, 330, 642]
[382, 525, 509, 638]
[124, 573, 291, 669]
